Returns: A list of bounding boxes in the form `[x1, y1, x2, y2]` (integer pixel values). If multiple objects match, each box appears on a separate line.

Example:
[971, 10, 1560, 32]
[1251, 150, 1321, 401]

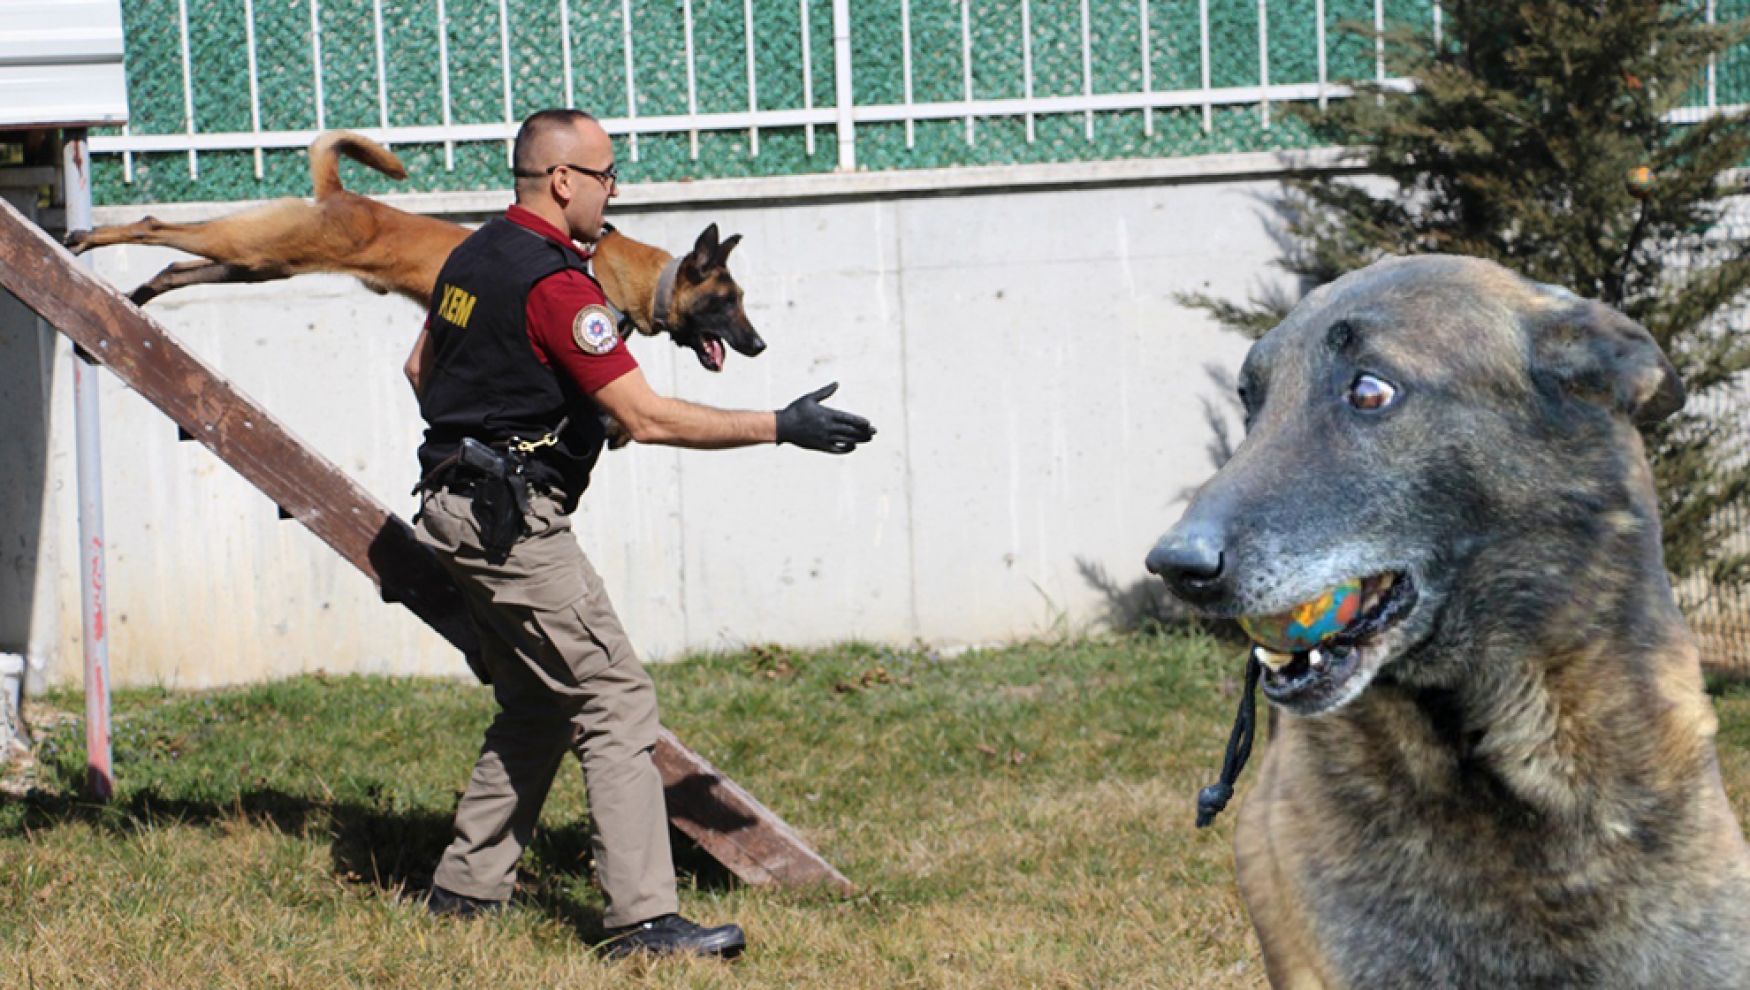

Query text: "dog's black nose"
[1146, 529, 1227, 605]
[744, 335, 767, 356]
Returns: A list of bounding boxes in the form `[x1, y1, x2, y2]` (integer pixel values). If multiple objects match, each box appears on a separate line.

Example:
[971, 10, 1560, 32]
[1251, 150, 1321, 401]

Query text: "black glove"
[776, 382, 876, 454]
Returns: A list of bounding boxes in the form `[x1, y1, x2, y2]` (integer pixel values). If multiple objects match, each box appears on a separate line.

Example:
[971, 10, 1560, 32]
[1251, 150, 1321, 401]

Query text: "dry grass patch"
[3, 634, 1745, 988]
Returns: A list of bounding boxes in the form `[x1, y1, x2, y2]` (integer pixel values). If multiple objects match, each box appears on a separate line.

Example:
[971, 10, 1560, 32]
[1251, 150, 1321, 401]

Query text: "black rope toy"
[1195, 652, 1261, 828]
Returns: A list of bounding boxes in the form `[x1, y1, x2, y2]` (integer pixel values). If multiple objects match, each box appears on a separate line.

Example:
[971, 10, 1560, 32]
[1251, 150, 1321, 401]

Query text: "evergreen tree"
[1186, 1, 1750, 611]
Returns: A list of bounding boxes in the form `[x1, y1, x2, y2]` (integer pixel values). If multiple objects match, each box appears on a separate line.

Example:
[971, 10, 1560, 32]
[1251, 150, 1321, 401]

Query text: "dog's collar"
[651, 255, 683, 335]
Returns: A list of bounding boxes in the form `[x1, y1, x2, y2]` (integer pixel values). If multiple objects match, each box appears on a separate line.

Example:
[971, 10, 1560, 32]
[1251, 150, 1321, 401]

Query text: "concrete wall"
[0, 184, 75, 704]
[6, 174, 1295, 689]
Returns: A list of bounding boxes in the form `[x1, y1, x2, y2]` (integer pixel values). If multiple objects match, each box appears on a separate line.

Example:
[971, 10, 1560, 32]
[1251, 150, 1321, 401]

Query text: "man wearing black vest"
[404, 108, 875, 959]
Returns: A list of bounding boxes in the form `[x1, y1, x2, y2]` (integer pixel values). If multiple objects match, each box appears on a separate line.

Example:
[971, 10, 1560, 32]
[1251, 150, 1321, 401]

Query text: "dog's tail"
[309, 130, 408, 199]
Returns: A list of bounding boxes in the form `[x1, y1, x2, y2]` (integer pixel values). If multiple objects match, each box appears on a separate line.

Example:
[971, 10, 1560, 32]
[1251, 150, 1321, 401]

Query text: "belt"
[417, 462, 563, 501]
[416, 418, 573, 498]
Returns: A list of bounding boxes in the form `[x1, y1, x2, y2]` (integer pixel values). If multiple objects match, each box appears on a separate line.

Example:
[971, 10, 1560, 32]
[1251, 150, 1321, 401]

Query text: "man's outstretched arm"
[592, 370, 875, 453]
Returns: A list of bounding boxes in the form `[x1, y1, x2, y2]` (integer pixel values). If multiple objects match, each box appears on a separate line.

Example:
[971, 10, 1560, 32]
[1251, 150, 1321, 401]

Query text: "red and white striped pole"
[64, 129, 114, 800]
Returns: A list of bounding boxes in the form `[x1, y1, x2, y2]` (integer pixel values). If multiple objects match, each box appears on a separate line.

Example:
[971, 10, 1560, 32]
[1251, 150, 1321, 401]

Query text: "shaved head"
[512, 108, 608, 193]
[508, 107, 618, 242]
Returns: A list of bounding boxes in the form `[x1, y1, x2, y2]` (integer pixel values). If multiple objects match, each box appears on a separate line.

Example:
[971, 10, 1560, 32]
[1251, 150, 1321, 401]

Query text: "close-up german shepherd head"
[1151, 254, 1685, 717]
[1148, 254, 1750, 986]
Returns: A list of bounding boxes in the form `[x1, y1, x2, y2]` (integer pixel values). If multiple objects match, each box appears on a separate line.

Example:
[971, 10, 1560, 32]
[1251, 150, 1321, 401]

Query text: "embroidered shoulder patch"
[571, 304, 620, 355]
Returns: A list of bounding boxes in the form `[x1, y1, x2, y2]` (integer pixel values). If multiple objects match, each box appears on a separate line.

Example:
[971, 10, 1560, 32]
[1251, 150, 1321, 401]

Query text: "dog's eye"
[1346, 373, 1398, 411]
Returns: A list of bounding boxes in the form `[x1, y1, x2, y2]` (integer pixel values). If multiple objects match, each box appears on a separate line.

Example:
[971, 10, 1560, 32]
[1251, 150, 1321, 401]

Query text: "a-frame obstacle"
[0, 195, 852, 895]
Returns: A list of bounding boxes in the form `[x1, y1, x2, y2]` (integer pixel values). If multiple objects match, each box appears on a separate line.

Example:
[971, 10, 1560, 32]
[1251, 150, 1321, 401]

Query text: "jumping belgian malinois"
[1147, 255, 1750, 987]
[65, 130, 765, 373]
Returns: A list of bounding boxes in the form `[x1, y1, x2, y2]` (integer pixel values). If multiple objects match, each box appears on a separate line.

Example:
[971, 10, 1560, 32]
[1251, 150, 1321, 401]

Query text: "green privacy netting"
[91, 0, 1743, 206]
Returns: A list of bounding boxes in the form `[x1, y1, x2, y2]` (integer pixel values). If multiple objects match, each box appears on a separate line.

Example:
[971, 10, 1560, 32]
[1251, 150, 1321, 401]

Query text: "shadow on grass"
[2, 780, 735, 942]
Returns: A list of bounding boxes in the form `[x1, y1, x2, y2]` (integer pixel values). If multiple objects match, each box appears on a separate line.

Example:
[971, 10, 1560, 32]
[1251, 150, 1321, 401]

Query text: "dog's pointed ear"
[712, 233, 742, 268]
[683, 224, 720, 278]
[1529, 292, 1685, 424]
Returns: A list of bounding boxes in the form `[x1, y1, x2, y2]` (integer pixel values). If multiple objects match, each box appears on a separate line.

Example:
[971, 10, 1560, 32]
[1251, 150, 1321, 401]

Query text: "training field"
[6, 632, 1750, 989]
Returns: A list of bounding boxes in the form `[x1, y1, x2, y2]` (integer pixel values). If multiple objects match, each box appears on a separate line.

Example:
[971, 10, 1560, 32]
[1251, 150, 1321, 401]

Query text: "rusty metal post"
[64, 128, 113, 800]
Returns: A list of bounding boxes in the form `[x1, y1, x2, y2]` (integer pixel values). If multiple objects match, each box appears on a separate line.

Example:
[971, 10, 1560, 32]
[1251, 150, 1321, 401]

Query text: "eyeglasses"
[515, 161, 617, 188]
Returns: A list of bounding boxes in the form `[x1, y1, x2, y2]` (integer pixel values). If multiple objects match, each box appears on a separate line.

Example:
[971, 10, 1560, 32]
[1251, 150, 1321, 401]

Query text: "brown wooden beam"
[0, 196, 852, 896]
[653, 727, 852, 890]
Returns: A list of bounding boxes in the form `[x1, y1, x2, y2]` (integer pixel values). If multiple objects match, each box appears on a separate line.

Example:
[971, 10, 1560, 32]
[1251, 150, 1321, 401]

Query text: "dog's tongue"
[703, 338, 726, 371]
[1238, 578, 1364, 658]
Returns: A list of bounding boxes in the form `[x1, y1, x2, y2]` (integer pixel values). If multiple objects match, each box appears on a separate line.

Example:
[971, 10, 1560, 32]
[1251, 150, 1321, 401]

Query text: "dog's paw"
[63, 229, 92, 254]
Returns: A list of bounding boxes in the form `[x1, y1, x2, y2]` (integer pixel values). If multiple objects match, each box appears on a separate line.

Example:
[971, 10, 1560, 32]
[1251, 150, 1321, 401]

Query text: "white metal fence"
[90, 0, 1440, 180]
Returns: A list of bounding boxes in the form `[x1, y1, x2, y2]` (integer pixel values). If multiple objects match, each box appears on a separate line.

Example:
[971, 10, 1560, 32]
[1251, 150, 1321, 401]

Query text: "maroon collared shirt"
[505, 204, 639, 395]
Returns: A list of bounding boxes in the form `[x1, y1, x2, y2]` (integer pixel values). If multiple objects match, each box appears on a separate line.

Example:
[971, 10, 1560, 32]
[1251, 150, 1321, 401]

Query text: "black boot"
[426, 885, 506, 919]
[599, 913, 746, 959]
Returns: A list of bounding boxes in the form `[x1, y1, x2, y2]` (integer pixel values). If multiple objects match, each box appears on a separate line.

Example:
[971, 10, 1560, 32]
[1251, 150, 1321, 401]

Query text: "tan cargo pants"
[414, 486, 678, 928]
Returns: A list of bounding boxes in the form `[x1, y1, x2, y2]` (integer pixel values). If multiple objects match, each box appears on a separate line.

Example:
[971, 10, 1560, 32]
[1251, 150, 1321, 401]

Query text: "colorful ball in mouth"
[1238, 578, 1364, 654]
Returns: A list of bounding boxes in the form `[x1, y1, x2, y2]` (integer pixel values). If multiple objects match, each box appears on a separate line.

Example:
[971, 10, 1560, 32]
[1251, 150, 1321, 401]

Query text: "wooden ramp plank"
[0, 197, 852, 896]
[653, 728, 851, 889]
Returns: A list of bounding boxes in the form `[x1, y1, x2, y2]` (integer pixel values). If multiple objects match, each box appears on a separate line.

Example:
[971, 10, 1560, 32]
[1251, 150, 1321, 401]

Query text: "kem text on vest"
[438, 284, 478, 327]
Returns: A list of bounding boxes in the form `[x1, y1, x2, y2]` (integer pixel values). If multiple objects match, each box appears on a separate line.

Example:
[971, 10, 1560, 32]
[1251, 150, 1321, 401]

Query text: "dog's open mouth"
[695, 337, 727, 372]
[1243, 572, 1419, 709]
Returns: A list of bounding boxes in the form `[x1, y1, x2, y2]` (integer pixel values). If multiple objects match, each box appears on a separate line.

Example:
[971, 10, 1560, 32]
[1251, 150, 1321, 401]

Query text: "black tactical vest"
[417, 216, 609, 508]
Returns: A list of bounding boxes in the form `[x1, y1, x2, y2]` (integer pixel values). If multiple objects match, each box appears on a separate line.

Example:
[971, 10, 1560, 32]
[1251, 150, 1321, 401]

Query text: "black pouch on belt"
[458, 437, 532, 557]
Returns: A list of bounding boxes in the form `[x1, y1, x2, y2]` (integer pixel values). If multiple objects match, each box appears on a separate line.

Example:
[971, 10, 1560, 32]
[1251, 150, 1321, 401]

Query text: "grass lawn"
[4, 631, 1749, 989]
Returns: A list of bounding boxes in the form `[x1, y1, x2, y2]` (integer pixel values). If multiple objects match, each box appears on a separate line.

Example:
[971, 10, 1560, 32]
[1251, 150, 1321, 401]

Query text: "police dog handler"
[404, 108, 876, 959]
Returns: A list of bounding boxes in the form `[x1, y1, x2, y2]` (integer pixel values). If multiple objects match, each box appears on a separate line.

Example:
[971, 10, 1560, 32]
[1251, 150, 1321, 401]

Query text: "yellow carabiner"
[509, 431, 560, 455]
